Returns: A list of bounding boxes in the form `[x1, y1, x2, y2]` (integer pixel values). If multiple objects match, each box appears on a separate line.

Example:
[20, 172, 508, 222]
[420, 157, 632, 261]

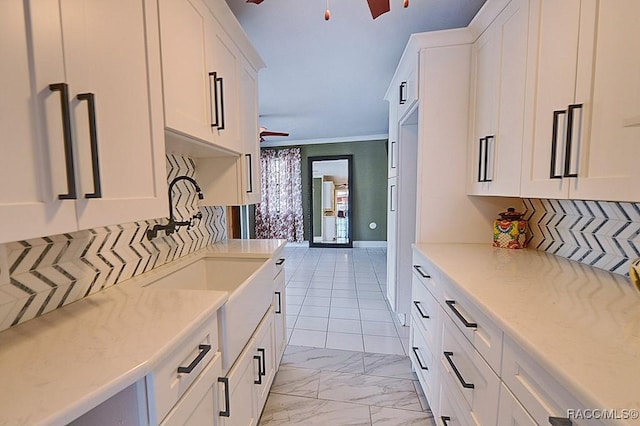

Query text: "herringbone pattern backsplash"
[0, 154, 226, 332]
[524, 198, 640, 276]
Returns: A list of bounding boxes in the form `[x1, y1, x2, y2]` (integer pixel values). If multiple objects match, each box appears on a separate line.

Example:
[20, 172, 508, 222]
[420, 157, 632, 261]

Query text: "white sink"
[144, 256, 274, 371]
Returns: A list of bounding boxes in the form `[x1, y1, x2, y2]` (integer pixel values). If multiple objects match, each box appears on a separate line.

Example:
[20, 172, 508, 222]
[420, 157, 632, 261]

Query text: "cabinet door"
[385, 177, 398, 310]
[569, 0, 640, 202]
[159, 0, 215, 144]
[239, 59, 261, 205]
[521, 0, 594, 199]
[209, 18, 241, 153]
[253, 310, 276, 415]
[219, 339, 258, 426]
[61, 0, 166, 230]
[0, 0, 78, 244]
[469, 0, 529, 197]
[388, 103, 399, 178]
[273, 271, 287, 363]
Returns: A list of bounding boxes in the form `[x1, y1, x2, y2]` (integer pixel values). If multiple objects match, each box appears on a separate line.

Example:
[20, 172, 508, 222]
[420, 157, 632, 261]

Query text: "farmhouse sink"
[144, 256, 274, 371]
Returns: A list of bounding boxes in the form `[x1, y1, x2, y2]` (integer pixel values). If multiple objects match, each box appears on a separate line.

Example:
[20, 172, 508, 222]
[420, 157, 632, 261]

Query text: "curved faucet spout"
[146, 176, 205, 240]
[168, 176, 204, 224]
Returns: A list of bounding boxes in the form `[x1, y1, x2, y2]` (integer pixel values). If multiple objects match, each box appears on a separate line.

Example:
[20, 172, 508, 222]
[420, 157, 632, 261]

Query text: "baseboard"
[353, 241, 387, 248]
[286, 241, 387, 248]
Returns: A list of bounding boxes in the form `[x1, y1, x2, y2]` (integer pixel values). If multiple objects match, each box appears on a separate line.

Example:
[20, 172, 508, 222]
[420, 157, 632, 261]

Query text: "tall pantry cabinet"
[385, 28, 513, 324]
[0, 0, 167, 244]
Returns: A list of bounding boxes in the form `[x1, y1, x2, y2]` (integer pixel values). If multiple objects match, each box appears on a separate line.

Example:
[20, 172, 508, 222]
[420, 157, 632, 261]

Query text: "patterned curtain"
[255, 148, 304, 242]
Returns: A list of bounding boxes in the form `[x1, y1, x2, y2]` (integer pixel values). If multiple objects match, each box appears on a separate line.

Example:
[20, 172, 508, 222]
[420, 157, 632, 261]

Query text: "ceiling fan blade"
[246, 0, 264, 4]
[260, 131, 289, 137]
[366, 0, 390, 19]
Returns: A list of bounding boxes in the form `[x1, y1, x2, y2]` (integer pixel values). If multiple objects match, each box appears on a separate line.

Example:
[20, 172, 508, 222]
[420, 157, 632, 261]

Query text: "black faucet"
[146, 176, 204, 240]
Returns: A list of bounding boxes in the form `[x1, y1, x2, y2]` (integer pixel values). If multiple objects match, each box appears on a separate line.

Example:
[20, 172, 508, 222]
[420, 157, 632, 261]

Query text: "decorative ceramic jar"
[493, 207, 527, 249]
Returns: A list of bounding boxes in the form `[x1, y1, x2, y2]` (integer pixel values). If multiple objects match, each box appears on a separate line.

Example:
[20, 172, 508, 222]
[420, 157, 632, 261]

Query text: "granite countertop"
[414, 243, 640, 417]
[0, 238, 287, 425]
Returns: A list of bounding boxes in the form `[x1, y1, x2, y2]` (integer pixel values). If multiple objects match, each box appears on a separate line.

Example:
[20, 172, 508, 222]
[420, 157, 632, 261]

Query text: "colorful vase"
[493, 208, 527, 249]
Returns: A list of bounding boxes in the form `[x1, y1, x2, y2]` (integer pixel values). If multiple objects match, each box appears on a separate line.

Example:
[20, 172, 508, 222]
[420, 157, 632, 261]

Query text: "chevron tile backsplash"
[524, 198, 640, 276]
[0, 154, 226, 332]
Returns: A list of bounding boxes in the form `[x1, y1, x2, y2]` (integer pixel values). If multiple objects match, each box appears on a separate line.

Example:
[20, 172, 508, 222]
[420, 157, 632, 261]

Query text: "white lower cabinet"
[412, 246, 604, 426]
[273, 269, 287, 364]
[219, 307, 276, 426]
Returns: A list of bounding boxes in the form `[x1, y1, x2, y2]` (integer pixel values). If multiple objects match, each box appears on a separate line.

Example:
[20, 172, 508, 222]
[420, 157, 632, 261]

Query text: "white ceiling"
[225, 0, 486, 145]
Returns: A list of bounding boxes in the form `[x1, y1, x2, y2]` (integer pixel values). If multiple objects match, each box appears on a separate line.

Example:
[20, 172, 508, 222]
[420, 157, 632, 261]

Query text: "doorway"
[308, 155, 353, 248]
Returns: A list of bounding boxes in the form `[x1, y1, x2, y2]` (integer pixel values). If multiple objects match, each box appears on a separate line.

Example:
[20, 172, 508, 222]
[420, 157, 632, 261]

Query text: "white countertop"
[414, 243, 640, 417]
[0, 238, 286, 426]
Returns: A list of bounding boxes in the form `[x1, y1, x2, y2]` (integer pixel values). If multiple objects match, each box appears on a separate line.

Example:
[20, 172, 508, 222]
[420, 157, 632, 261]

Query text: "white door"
[253, 311, 276, 415]
[159, 0, 215, 144]
[569, 0, 640, 202]
[219, 339, 258, 426]
[61, 0, 166, 230]
[238, 58, 261, 205]
[209, 19, 241, 152]
[521, 0, 593, 199]
[0, 0, 78, 244]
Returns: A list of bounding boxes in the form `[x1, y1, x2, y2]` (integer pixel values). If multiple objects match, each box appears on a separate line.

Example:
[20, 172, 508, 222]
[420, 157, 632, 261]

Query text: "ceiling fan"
[246, 0, 408, 20]
[259, 127, 289, 142]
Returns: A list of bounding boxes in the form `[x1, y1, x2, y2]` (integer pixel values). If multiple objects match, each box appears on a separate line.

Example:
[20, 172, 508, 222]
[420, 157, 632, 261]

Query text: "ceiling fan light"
[324, 8, 331, 20]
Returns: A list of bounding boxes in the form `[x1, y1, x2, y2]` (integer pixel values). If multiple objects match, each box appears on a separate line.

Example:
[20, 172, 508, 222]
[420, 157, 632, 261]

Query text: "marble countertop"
[414, 243, 640, 416]
[0, 238, 287, 425]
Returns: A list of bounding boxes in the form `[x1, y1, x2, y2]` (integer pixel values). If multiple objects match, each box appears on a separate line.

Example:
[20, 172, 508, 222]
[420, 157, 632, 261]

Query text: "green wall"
[300, 140, 388, 242]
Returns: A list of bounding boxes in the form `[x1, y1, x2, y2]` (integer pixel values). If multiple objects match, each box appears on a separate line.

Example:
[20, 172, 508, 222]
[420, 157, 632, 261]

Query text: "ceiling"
[225, 0, 487, 145]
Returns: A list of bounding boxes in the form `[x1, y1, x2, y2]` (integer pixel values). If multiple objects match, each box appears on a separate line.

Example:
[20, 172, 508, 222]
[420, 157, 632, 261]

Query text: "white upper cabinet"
[521, 0, 640, 202]
[0, 0, 166, 244]
[468, 0, 529, 196]
[238, 58, 262, 205]
[159, 0, 242, 154]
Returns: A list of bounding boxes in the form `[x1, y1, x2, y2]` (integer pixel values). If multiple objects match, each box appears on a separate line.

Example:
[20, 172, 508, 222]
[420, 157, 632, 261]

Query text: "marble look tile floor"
[259, 346, 435, 425]
[259, 247, 435, 425]
[282, 247, 409, 355]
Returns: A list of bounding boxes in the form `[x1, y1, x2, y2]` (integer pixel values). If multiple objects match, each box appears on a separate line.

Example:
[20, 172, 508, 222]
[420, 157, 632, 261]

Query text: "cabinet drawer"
[437, 373, 477, 426]
[411, 276, 441, 350]
[160, 352, 222, 426]
[410, 324, 439, 411]
[440, 316, 500, 425]
[502, 337, 605, 426]
[497, 383, 536, 426]
[440, 276, 503, 372]
[412, 250, 442, 301]
[152, 316, 219, 423]
[272, 255, 285, 280]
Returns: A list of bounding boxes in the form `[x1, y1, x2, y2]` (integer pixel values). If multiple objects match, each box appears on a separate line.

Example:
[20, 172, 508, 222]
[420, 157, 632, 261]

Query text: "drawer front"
[502, 337, 605, 426]
[412, 275, 441, 350]
[153, 316, 219, 423]
[272, 254, 285, 280]
[497, 383, 536, 426]
[437, 373, 477, 426]
[440, 277, 503, 372]
[160, 352, 222, 426]
[412, 250, 442, 301]
[410, 324, 439, 410]
[440, 315, 500, 425]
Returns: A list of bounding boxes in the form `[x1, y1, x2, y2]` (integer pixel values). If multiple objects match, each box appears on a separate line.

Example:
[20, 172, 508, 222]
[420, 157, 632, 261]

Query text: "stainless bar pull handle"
[443, 351, 474, 389]
[177, 344, 211, 374]
[49, 83, 77, 200]
[563, 103, 582, 178]
[77, 93, 102, 198]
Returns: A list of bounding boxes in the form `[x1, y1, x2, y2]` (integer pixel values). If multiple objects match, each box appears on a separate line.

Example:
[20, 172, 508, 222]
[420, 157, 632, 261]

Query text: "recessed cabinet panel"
[159, 0, 213, 143]
[66, 0, 166, 230]
[468, 0, 529, 196]
[0, 0, 77, 243]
